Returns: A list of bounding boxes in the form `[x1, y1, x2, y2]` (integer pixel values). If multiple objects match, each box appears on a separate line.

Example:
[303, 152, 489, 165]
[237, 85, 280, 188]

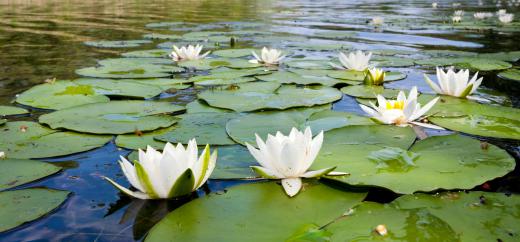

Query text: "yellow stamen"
[385, 101, 404, 110]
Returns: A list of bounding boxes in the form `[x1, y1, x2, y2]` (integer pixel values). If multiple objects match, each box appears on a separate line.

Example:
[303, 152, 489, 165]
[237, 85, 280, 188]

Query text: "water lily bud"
[363, 68, 385, 86]
[375, 224, 388, 236]
[0, 151, 5, 159]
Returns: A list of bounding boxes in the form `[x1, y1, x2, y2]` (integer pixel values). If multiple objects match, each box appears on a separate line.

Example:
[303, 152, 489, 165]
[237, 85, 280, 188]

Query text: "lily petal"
[281, 178, 303, 197]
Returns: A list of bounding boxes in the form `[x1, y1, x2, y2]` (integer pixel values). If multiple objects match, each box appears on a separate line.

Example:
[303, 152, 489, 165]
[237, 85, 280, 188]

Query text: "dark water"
[0, 0, 519, 241]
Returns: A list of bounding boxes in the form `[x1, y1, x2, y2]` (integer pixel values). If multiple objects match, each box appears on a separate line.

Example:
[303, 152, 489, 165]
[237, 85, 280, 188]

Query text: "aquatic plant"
[249, 47, 285, 66]
[330, 50, 372, 71]
[423, 67, 482, 99]
[363, 67, 385, 85]
[170, 44, 210, 62]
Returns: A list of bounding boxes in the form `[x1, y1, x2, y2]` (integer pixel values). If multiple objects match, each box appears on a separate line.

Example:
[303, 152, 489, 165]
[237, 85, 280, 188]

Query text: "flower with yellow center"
[364, 68, 385, 85]
[359, 87, 443, 129]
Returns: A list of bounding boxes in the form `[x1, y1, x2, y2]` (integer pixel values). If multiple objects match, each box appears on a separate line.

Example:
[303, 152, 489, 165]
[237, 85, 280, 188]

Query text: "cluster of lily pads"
[1, 18, 519, 240]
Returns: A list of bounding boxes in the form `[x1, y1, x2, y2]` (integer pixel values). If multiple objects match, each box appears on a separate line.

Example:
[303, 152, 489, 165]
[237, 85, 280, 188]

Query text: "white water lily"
[424, 67, 482, 98]
[249, 47, 285, 65]
[359, 87, 442, 129]
[0, 151, 5, 159]
[452, 16, 462, 23]
[246, 127, 346, 197]
[330, 50, 372, 71]
[104, 140, 217, 199]
[170, 44, 210, 62]
[371, 17, 384, 25]
[498, 13, 514, 23]
[497, 9, 507, 16]
[474, 12, 492, 19]
[454, 10, 464, 16]
[432, 2, 438, 8]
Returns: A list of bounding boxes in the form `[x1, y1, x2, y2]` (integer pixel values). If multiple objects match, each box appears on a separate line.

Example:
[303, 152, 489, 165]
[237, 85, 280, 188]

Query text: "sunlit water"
[0, 0, 519, 241]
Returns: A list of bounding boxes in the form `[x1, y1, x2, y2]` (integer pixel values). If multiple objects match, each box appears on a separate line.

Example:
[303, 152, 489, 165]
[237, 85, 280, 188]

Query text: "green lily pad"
[0, 106, 28, 116]
[76, 64, 175, 79]
[145, 182, 366, 242]
[373, 56, 415, 67]
[0, 159, 61, 190]
[415, 57, 512, 71]
[121, 49, 171, 58]
[189, 67, 270, 83]
[39, 101, 184, 134]
[0, 188, 70, 232]
[143, 33, 182, 40]
[326, 202, 460, 241]
[341, 85, 400, 98]
[306, 110, 375, 132]
[16, 81, 109, 110]
[392, 191, 520, 242]
[313, 129, 515, 194]
[287, 42, 350, 51]
[0, 121, 111, 159]
[420, 95, 520, 140]
[498, 68, 520, 82]
[195, 77, 255, 86]
[199, 82, 342, 112]
[0, 119, 5, 125]
[155, 113, 238, 145]
[178, 58, 260, 70]
[97, 58, 172, 67]
[256, 71, 338, 86]
[313, 31, 357, 39]
[186, 101, 231, 114]
[212, 48, 257, 58]
[285, 60, 332, 70]
[225, 105, 332, 145]
[84, 40, 152, 48]
[329, 70, 406, 82]
[115, 126, 175, 150]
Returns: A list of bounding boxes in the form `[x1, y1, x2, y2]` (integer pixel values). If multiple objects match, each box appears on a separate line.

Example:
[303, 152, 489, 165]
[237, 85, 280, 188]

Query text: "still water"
[0, 0, 519, 241]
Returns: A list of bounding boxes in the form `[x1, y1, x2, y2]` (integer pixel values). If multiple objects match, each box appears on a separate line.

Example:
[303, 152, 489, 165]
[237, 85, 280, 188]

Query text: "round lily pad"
[212, 48, 257, 58]
[420, 95, 520, 140]
[121, 49, 171, 58]
[0, 106, 28, 116]
[143, 33, 182, 40]
[498, 68, 520, 82]
[225, 105, 331, 145]
[373, 56, 415, 67]
[76, 64, 175, 79]
[186, 101, 231, 114]
[155, 113, 238, 145]
[0, 159, 61, 191]
[313, 129, 515, 194]
[326, 202, 459, 241]
[341, 85, 400, 98]
[416, 57, 512, 71]
[0, 121, 111, 159]
[39, 101, 184, 134]
[145, 182, 367, 242]
[178, 58, 260, 70]
[329, 70, 406, 82]
[285, 60, 332, 70]
[0, 119, 5, 126]
[256, 71, 338, 86]
[199, 82, 342, 112]
[392, 191, 520, 242]
[115, 126, 175, 150]
[84, 40, 152, 48]
[0, 188, 70, 232]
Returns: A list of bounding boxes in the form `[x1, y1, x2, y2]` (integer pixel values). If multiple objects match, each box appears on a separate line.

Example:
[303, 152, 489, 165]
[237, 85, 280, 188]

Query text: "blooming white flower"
[371, 17, 384, 25]
[452, 16, 462, 23]
[104, 140, 217, 199]
[170, 44, 210, 62]
[330, 50, 372, 71]
[499, 13, 514, 23]
[249, 47, 285, 66]
[454, 10, 464, 16]
[424, 67, 483, 98]
[246, 127, 346, 197]
[432, 2, 438, 8]
[474, 12, 489, 19]
[0, 151, 5, 159]
[359, 87, 442, 129]
[497, 9, 507, 16]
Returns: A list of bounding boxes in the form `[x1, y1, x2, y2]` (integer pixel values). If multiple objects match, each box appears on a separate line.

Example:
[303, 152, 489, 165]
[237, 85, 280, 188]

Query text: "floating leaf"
[313, 130, 515, 194]
[256, 71, 338, 86]
[178, 58, 260, 70]
[84, 40, 152, 48]
[0, 106, 28, 116]
[143, 33, 182, 40]
[341, 85, 400, 98]
[212, 48, 257, 58]
[0, 159, 61, 191]
[498, 68, 520, 82]
[0, 121, 111, 159]
[329, 70, 406, 82]
[155, 113, 238, 145]
[326, 202, 460, 241]
[39, 101, 184, 134]
[122, 49, 171, 58]
[115, 126, 175, 150]
[285, 60, 332, 70]
[416, 57, 512, 71]
[145, 182, 366, 242]
[392, 191, 520, 242]
[199, 82, 342, 112]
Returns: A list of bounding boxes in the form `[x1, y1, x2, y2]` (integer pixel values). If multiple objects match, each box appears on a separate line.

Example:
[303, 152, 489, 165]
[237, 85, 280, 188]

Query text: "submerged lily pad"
[84, 40, 152, 48]
[313, 129, 515, 194]
[39, 101, 184, 134]
[0, 106, 28, 116]
[341, 85, 400, 98]
[0, 121, 111, 159]
[0, 188, 69, 232]
[155, 113, 238, 145]
[393, 191, 520, 242]
[199, 82, 342, 112]
[326, 202, 459, 241]
[420, 95, 520, 140]
[145, 182, 366, 242]
[0, 159, 61, 190]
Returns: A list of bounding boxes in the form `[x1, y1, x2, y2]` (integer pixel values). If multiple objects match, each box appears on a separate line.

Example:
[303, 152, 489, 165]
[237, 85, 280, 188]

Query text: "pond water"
[0, 0, 519, 241]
